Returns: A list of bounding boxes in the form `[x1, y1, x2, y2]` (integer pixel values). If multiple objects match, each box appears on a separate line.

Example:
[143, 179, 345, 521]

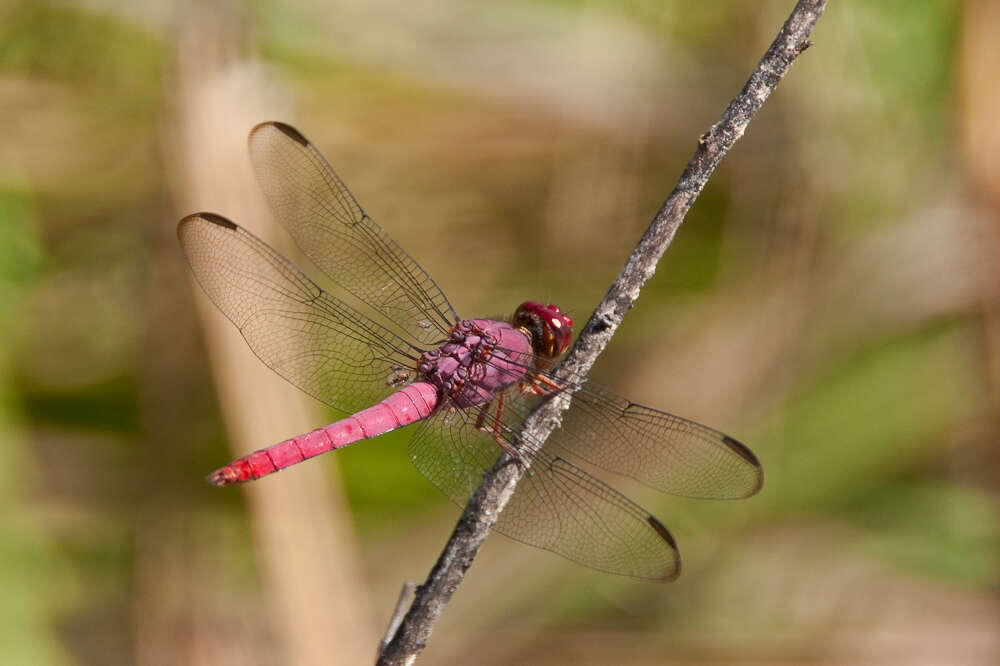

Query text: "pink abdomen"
[207, 382, 438, 486]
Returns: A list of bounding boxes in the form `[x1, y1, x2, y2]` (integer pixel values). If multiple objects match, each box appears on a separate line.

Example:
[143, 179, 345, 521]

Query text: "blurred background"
[2, 0, 998, 664]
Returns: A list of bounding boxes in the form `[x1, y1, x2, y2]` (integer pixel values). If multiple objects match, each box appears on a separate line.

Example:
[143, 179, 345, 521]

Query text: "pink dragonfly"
[179, 121, 762, 581]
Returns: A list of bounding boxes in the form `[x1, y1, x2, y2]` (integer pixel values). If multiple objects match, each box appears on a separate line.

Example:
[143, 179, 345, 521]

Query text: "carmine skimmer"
[179, 121, 763, 581]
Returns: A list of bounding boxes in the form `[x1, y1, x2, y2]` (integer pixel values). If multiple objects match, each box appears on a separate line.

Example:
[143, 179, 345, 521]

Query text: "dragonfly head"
[512, 301, 573, 359]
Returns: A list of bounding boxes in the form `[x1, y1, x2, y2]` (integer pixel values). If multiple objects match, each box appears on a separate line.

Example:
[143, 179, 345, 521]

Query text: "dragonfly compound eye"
[512, 301, 574, 358]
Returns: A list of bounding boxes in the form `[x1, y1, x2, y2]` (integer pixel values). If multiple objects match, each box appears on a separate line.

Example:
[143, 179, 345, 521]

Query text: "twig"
[377, 1, 828, 663]
[378, 582, 416, 660]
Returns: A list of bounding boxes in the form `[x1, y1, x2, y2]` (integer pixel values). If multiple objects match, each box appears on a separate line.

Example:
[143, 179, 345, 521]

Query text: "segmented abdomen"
[206, 382, 439, 486]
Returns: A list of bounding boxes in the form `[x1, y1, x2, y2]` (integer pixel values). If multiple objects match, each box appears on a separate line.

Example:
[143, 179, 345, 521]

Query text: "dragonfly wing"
[518, 378, 764, 499]
[178, 212, 425, 415]
[408, 401, 681, 580]
[248, 122, 459, 344]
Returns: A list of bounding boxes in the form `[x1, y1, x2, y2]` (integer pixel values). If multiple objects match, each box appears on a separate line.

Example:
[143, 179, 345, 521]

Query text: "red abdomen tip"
[206, 466, 241, 486]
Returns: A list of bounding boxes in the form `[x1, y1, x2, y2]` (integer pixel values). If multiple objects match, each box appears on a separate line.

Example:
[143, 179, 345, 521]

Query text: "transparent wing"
[494, 371, 764, 500]
[444, 344, 764, 501]
[248, 121, 459, 344]
[408, 401, 681, 581]
[178, 212, 425, 415]
[519, 378, 764, 500]
[566, 383, 762, 498]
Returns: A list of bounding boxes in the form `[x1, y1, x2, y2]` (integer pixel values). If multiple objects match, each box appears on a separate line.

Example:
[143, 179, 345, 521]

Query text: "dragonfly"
[179, 121, 763, 581]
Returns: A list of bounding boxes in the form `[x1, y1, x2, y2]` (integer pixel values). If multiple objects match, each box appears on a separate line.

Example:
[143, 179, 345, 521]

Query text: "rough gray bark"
[378, 1, 828, 663]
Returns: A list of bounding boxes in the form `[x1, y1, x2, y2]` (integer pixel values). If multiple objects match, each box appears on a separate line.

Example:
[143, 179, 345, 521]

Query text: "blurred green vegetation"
[1, 0, 996, 664]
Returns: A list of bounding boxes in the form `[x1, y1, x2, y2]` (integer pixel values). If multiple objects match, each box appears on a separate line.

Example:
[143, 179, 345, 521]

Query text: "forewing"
[526, 378, 763, 499]
[178, 212, 424, 415]
[248, 122, 459, 343]
[408, 402, 681, 580]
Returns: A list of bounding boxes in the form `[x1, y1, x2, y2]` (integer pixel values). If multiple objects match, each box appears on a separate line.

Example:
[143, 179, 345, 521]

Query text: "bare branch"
[377, 1, 828, 663]
[378, 582, 416, 660]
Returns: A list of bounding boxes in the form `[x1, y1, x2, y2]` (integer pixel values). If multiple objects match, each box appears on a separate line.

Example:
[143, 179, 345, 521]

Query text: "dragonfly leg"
[474, 394, 525, 466]
[520, 373, 564, 396]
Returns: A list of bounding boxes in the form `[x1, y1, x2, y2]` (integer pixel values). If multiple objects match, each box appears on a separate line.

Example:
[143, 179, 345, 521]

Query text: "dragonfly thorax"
[417, 318, 533, 408]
